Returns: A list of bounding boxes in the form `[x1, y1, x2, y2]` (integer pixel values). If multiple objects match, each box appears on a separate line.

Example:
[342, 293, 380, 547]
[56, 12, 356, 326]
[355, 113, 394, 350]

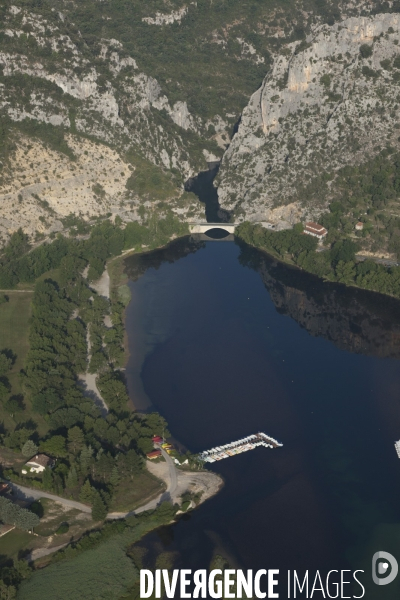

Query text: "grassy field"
[0, 529, 35, 564]
[18, 540, 138, 600]
[111, 471, 165, 513]
[0, 498, 97, 566]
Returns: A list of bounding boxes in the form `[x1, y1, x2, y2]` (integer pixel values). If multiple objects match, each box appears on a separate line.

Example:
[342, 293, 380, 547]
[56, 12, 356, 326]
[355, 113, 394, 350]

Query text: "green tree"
[79, 445, 94, 473]
[67, 426, 84, 454]
[0, 497, 39, 531]
[79, 479, 93, 504]
[3, 396, 21, 416]
[42, 468, 53, 490]
[21, 440, 38, 457]
[4, 229, 30, 260]
[154, 501, 177, 522]
[66, 466, 78, 489]
[359, 43, 373, 58]
[0, 380, 11, 402]
[110, 466, 120, 487]
[117, 449, 143, 480]
[12, 560, 32, 581]
[31, 390, 63, 415]
[0, 351, 12, 377]
[0, 580, 16, 600]
[91, 490, 107, 521]
[335, 260, 356, 284]
[94, 453, 115, 483]
[330, 239, 358, 264]
[39, 435, 67, 458]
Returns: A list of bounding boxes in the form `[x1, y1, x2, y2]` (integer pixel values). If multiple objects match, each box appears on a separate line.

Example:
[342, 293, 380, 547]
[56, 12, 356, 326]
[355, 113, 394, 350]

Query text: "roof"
[25, 454, 52, 468]
[304, 222, 327, 234]
[0, 483, 10, 494]
[146, 450, 162, 458]
[356, 221, 364, 227]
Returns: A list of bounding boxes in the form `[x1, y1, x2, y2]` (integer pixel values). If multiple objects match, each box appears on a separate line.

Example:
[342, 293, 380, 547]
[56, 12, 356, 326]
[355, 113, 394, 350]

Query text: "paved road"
[8, 482, 91, 513]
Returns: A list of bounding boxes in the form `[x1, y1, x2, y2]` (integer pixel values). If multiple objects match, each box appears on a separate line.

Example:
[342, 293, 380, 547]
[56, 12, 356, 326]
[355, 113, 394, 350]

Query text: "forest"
[0, 215, 190, 596]
[236, 222, 400, 297]
[296, 149, 400, 258]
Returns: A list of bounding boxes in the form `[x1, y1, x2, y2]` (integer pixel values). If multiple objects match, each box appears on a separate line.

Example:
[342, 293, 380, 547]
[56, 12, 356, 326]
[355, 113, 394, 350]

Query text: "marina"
[198, 433, 283, 463]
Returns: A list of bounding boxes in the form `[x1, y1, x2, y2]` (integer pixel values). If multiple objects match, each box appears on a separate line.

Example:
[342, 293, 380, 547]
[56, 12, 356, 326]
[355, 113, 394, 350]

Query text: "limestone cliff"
[217, 13, 400, 226]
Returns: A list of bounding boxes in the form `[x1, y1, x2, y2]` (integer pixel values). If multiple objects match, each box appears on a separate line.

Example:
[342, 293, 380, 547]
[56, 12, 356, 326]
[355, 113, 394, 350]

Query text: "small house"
[146, 449, 162, 460]
[304, 222, 328, 240]
[152, 436, 163, 444]
[355, 222, 364, 231]
[22, 454, 54, 474]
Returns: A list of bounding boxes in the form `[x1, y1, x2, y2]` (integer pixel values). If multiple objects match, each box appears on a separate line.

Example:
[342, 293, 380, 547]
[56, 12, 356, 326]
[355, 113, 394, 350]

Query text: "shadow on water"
[202, 228, 231, 240]
[124, 237, 400, 599]
[184, 164, 231, 223]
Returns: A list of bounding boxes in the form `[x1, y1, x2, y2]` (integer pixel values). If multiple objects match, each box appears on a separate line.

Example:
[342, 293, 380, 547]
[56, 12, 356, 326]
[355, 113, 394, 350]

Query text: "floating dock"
[198, 432, 283, 463]
[395, 440, 400, 458]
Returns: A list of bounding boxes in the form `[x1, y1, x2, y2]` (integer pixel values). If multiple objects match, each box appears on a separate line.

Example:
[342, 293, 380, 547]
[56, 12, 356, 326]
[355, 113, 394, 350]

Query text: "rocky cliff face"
[0, 7, 201, 176]
[2, 1, 400, 245]
[0, 3, 212, 243]
[217, 13, 400, 226]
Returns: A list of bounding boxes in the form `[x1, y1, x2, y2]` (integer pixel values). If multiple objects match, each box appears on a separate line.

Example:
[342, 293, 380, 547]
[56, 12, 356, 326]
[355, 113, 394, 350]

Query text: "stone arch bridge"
[188, 222, 237, 235]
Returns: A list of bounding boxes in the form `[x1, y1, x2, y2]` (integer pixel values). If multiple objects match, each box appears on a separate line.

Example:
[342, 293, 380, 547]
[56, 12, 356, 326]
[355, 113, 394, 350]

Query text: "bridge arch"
[188, 222, 236, 235]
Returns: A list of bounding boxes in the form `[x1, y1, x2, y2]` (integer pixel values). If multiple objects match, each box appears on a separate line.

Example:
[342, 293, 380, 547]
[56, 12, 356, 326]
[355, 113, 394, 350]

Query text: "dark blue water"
[124, 237, 400, 598]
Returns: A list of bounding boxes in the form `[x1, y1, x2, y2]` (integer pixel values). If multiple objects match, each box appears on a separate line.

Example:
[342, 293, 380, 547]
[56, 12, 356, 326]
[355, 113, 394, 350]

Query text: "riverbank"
[235, 221, 400, 301]
[107, 241, 225, 511]
[107, 235, 190, 388]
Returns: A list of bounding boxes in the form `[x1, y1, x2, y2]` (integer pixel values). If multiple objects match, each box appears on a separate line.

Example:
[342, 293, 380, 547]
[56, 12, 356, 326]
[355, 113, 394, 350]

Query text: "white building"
[304, 222, 328, 240]
[22, 454, 54, 474]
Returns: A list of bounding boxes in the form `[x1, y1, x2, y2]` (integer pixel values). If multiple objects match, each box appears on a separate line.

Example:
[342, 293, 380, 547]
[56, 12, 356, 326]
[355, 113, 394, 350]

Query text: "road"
[108, 448, 178, 519]
[356, 254, 399, 267]
[26, 543, 69, 563]
[162, 448, 178, 497]
[8, 448, 177, 520]
[8, 482, 91, 513]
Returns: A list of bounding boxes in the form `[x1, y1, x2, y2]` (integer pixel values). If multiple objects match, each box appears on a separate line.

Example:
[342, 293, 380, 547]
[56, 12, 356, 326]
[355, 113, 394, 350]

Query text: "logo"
[372, 551, 398, 586]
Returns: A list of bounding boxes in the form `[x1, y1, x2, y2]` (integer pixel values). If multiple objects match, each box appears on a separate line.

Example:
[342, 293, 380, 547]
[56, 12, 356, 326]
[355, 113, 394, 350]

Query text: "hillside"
[217, 12, 400, 257]
[0, 0, 379, 245]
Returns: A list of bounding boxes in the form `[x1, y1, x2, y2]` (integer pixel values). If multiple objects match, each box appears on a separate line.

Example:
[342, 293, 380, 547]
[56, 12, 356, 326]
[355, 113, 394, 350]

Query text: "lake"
[124, 235, 400, 598]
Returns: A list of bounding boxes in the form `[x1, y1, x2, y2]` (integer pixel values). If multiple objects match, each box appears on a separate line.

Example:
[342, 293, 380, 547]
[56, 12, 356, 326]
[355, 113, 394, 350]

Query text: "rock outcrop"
[217, 13, 400, 225]
[0, 4, 224, 186]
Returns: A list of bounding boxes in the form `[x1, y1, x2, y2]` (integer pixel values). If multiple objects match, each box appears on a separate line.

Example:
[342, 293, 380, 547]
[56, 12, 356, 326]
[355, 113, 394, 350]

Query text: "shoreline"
[111, 231, 400, 308]
[236, 235, 400, 302]
[108, 239, 225, 509]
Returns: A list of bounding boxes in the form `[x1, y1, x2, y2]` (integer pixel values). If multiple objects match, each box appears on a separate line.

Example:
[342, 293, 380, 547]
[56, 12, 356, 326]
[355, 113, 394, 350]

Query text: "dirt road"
[9, 482, 91, 513]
